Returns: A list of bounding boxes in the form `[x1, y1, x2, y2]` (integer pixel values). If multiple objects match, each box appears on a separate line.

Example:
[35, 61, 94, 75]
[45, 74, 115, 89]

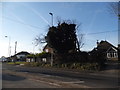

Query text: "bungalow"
[15, 51, 30, 61]
[93, 40, 118, 61]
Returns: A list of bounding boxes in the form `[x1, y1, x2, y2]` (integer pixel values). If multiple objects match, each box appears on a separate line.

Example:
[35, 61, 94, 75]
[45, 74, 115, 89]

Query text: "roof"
[43, 44, 49, 51]
[97, 40, 117, 50]
[43, 44, 53, 50]
[92, 40, 118, 52]
[16, 51, 30, 55]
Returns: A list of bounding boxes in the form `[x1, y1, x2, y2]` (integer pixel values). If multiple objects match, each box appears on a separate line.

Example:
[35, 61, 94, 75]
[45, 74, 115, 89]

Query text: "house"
[1, 56, 7, 62]
[26, 54, 35, 62]
[42, 44, 54, 64]
[118, 44, 120, 60]
[43, 44, 54, 53]
[15, 51, 30, 61]
[93, 40, 118, 61]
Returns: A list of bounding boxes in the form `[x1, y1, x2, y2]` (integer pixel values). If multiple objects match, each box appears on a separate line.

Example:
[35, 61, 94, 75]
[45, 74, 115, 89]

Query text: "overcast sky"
[0, 1, 118, 57]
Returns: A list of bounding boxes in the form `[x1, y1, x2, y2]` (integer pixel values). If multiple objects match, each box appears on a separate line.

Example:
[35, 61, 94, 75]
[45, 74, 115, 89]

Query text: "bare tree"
[34, 34, 46, 46]
[76, 34, 84, 52]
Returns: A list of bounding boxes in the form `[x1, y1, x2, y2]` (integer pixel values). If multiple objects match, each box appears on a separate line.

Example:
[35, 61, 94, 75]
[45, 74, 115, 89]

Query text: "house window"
[114, 53, 118, 58]
[42, 58, 46, 62]
[107, 53, 109, 58]
[108, 52, 118, 58]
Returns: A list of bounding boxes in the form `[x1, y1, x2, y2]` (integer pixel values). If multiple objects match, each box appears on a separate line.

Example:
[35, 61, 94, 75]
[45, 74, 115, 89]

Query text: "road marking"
[48, 82, 61, 87]
[62, 81, 85, 84]
[29, 78, 61, 87]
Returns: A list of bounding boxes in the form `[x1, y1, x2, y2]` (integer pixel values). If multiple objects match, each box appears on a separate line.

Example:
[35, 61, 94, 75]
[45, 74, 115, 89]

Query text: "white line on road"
[62, 81, 85, 84]
[29, 78, 61, 87]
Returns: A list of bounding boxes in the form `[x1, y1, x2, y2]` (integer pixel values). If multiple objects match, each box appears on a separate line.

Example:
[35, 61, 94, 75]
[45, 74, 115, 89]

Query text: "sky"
[0, 1, 118, 57]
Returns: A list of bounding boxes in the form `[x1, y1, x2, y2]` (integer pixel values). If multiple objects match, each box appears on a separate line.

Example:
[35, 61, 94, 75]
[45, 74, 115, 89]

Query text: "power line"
[3, 16, 46, 30]
[3, 16, 119, 36]
[86, 30, 119, 35]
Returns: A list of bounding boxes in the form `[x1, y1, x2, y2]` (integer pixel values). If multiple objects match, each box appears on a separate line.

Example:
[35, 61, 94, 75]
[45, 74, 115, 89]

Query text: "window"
[42, 58, 46, 62]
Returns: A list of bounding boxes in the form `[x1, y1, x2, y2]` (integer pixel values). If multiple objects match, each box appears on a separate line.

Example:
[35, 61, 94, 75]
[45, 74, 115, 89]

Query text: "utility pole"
[5, 36, 11, 57]
[15, 41, 17, 55]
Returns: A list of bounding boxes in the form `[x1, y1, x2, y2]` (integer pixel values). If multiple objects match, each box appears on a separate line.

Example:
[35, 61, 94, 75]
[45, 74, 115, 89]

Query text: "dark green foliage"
[53, 52, 89, 64]
[88, 49, 107, 70]
[36, 52, 51, 58]
[27, 54, 35, 58]
[46, 22, 77, 53]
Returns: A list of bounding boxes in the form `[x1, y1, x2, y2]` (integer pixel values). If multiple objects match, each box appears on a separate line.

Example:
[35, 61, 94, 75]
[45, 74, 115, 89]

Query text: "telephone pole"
[15, 41, 17, 55]
[5, 36, 11, 57]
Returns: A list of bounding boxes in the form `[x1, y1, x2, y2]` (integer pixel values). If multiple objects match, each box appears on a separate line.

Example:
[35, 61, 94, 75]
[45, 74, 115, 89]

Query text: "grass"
[7, 61, 27, 65]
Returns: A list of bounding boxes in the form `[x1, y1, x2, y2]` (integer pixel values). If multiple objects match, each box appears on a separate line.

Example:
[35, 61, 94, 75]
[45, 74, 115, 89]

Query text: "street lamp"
[49, 12, 54, 66]
[5, 36, 11, 57]
[49, 12, 53, 26]
[32, 42, 36, 62]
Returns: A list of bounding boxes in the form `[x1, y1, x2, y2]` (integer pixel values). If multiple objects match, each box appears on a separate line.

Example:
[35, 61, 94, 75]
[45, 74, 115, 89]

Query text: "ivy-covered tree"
[46, 21, 78, 54]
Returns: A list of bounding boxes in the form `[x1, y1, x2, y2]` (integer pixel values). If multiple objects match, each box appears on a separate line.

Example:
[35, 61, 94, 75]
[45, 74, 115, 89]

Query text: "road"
[2, 63, 120, 88]
[3, 72, 59, 88]
[2, 63, 60, 88]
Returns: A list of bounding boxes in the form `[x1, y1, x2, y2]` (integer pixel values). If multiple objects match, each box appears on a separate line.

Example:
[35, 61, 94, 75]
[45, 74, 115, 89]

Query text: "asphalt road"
[2, 63, 60, 88]
[2, 63, 120, 88]
[2, 72, 59, 88]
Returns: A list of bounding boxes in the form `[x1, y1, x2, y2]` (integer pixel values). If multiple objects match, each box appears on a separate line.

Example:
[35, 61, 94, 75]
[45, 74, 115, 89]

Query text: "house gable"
[107, 47, 118, 53]
[97, 40, 117, 51]
[94, 40, 118, 61]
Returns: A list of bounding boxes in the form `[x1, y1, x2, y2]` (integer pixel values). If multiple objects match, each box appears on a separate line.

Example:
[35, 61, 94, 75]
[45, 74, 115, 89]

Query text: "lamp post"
[49, 12, 53, 26]
[5, 36, 11, 57]
[49, 12, 54, 66]
[32, 42, 36, 62]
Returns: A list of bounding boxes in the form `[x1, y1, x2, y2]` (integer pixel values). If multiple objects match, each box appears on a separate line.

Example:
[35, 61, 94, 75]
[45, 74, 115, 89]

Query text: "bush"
[24, 61, 101, 71]
[44, 64, 51, 67]
[54, 63, 100, 71]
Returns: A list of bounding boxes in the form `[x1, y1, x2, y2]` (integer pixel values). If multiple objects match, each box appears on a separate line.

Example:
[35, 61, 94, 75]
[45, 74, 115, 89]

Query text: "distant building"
[1, 56, 7, 62]
[118, 44, 120, 61]
[92, 40, 118, 61]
